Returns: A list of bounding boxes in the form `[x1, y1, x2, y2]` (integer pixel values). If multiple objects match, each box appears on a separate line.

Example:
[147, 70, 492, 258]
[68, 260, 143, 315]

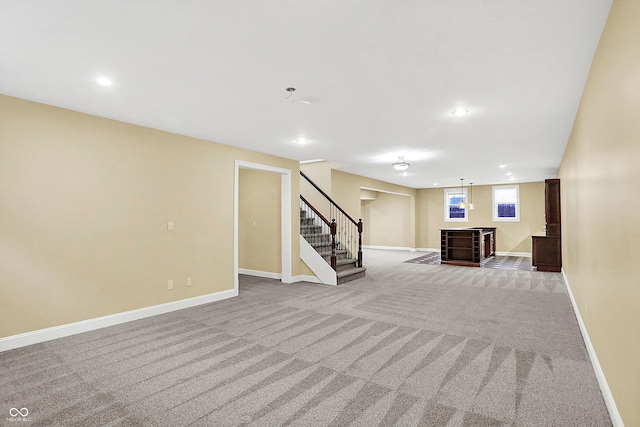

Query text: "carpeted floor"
[405, 252, 534, 271]
[1, 249, 611, 426]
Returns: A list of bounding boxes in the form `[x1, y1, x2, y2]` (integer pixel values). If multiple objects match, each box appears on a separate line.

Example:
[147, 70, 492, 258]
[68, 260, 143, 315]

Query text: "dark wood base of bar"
[441, 260, 481, 267]
[440, 228, 496, 267]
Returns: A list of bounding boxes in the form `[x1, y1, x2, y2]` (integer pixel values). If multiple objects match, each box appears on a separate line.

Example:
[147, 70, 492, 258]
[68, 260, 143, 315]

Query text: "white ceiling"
[0, 0, 612, 188]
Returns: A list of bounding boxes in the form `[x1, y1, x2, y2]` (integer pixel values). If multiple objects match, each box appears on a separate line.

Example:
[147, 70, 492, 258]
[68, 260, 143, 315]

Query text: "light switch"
[168, 221, 174, 231]
[168, 280, 173, 290]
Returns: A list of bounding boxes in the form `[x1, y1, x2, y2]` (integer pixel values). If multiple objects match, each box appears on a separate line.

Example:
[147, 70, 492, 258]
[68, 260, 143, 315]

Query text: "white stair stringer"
[300, 235, 337, 286]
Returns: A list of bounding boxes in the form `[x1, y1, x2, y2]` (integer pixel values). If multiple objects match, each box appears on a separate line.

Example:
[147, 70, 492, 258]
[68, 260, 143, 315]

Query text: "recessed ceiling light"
[499, 164, 506, 168]
[96, 77, 112, 86]
[295, 138, 310, 145]
[506, 172, 512, 176]
[402, 172, 408, 177]
[433, 183, 438, 186]
[451, 108, 469, 117]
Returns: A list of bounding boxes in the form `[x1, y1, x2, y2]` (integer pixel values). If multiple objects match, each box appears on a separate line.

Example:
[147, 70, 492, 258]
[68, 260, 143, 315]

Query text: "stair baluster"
[300, 171, 366, 284]
[357, 219, 363, 267]
[330, 219, 337, 270]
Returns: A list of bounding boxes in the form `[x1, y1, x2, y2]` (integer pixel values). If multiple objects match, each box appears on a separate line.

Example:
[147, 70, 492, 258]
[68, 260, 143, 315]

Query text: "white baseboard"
[239, 266, 324, 285]
[0, 288, 237, 352]
[363, 245, 414, 251]
[239, 270, 324, 285]
[496, 251, 531, 258]
[291, 275, 323, 284]
[238, 268, 282, 280]
[416, 247, 441, 253]
[561, 269, 623, 427]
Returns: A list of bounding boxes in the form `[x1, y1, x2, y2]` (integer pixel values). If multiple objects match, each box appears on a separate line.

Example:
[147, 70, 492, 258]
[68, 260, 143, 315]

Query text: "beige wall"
[300, 161, 333, 221]
[331, 170, 417, 249]
[331, 169, 417, 221]
[416, 182, 545, 253]
[557, 1, 640, 424]
[239, 169, 281, 273]
[300, 161, 333, 196]
[360, 189, 378, 200]
[0, 95, 306, 337]
[361, 192, 414, 248]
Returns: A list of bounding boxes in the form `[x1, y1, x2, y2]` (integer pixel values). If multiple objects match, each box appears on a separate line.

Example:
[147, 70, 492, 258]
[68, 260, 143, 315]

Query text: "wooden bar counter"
[440, 227, 496, 267]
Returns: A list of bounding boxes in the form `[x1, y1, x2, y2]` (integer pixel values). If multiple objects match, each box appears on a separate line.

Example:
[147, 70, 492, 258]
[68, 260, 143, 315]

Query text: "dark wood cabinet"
[532, 179, 562, 272]
[545, 179, 561, 237]
[532, 235, 561, 272]
[441, 228, 496, 267]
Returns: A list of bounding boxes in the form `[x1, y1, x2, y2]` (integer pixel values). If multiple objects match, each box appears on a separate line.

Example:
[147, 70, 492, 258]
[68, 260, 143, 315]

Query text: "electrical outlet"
[168, 221, 174, 231]
[187, 278, 192, 287]
[168, 280, 173, 290]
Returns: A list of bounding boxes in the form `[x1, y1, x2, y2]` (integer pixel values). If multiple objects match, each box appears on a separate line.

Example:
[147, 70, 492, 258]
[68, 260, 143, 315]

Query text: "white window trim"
[492, 184, 520, 222]
[444, 187, 468, 222]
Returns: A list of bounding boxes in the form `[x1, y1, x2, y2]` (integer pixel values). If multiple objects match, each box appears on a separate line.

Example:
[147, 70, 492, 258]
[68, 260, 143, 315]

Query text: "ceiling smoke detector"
[285, 87, 296, 99]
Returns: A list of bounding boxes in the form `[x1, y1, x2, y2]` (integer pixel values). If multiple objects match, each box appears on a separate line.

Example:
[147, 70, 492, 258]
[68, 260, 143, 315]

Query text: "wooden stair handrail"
[300, 195, 331, 226]
[300, 171, 359, 226]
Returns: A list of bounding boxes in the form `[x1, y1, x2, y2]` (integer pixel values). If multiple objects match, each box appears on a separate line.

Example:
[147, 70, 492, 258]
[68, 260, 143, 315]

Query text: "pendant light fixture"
[393, 156, 410, 171]
[457, 178, 466, 209]
[468, 182, 475, 210]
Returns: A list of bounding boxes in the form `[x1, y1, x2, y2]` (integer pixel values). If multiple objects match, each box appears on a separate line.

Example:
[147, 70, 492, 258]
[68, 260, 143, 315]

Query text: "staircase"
[300, 208, 366, 284]
[299, 171, 366, 285]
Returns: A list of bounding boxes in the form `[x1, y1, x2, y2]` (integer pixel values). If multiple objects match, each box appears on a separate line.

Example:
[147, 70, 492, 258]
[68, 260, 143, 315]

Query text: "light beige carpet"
[1, 249, 611, 426]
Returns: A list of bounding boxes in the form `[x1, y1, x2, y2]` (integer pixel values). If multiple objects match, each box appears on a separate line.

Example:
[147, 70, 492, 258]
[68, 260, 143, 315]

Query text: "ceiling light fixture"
[452, 108, 469, 117]
[96, 77, 112, 86]
[458, 178, 466, 209]
[468, 182, 475, 210]
[295, 138, 309, 144]
[392, 156, 410, 171]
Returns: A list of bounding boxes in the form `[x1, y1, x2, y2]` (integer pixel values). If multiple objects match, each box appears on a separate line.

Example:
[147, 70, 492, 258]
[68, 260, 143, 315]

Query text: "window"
[493, 185, 519, 221]
[444, 187, 468, 222]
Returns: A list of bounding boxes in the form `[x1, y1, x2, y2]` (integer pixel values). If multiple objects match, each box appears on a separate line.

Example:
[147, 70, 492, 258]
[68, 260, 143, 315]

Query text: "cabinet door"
[545, 179, 561, 237]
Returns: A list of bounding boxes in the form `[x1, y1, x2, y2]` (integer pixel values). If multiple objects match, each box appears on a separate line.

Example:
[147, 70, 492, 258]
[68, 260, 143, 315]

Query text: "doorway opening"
[233, 160, 292, 294]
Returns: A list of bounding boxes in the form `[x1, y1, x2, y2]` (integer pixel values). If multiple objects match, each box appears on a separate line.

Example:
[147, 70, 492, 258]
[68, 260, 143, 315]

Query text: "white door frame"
[234, 160, 292, 292]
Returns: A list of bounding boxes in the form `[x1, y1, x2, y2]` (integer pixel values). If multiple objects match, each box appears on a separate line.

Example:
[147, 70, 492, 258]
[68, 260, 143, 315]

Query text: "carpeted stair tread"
[300, 205, 366, 283]
[337, 267, 367, 284]
[337, 266, 366, 278]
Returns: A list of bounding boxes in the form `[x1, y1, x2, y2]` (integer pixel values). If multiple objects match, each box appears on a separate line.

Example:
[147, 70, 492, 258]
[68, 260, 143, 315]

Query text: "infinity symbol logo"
[9, 408, 29, 417]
